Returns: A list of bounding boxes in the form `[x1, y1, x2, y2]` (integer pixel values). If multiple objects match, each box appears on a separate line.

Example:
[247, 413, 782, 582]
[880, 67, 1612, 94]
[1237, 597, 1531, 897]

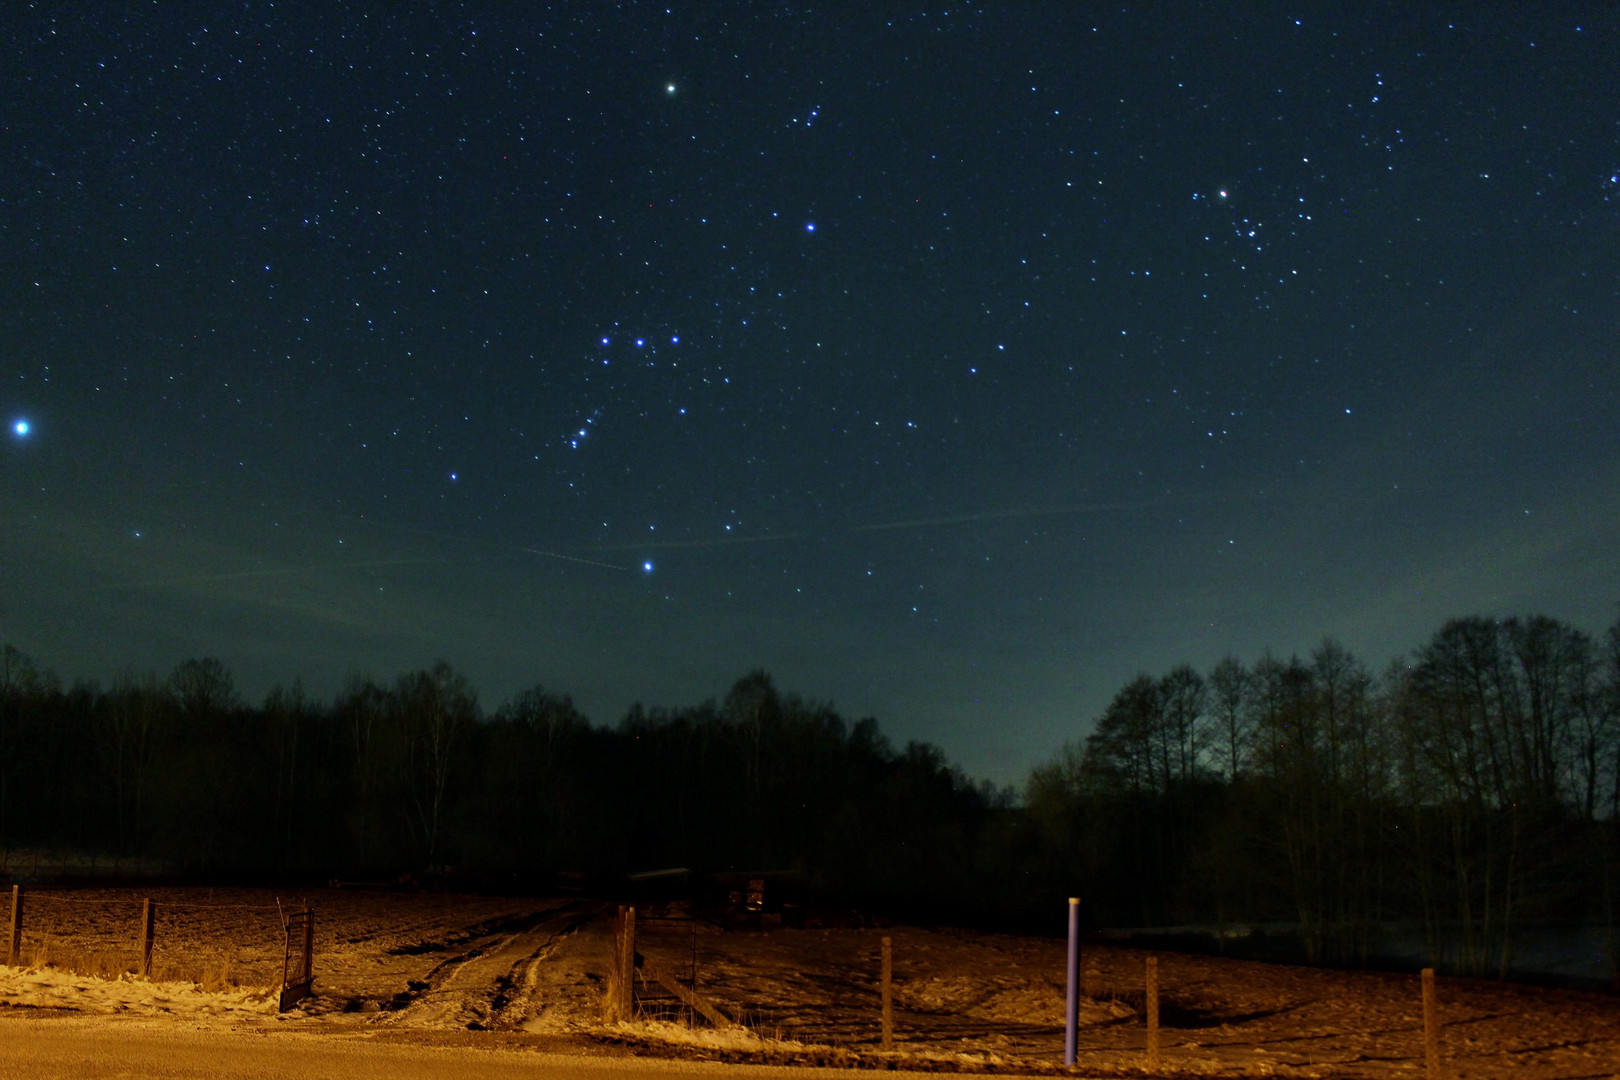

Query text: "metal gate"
[278, 907, 315, 1011]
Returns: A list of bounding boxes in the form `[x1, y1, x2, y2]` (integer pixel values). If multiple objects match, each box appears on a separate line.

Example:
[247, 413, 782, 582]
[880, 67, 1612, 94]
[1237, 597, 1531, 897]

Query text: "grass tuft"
[22, 938, 269, 991]
[26, 941, 135, 981]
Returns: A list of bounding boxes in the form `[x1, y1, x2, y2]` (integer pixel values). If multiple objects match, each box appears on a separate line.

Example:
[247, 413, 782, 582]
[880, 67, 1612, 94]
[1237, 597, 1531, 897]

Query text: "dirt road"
[0, 1018, 944, 1080]
[376, 899, 598, 1029]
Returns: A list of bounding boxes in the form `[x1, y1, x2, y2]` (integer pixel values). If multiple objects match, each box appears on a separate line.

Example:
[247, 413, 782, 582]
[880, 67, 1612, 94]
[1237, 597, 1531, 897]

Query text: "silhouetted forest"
[2, 611, 1618, 978]
[1028, 614, 1620, 977]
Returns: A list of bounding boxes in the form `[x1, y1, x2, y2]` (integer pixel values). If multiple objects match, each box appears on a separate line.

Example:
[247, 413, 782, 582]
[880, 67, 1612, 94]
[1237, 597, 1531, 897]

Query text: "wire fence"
[6, 887, 297, 990]
[633, 915, 701, 1024]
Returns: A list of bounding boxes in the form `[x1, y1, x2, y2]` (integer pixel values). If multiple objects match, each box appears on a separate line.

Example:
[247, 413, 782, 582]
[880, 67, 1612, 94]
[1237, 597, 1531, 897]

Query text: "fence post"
[139, 898, 156, 976]
[880, 935, 894, 1050]
[1421, 967, 1441, 1079]
[1065, 897, 1080, 1065]
[620, 905, 636, 1020]
[604, 907, 617, 1021]
[1145, 955, 1160, 1068]
[302, 904, 315, 993]
[6, 886, 20, 966]
[604, 905, 637, 1022]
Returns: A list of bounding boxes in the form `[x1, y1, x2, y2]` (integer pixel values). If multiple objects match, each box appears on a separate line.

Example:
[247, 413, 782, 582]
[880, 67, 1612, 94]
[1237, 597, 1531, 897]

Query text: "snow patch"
[0, 965, 276, 1021]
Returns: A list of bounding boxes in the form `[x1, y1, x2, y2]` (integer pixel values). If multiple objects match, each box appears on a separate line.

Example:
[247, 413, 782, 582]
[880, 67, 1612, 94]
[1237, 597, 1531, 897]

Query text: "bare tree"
[395, 662, 477, 869]
[167, 657, 237, 724]
[336, 676, 390, 866]
[263, 681, 313, 867]
[1207, 656, 1251, 780]
[1158, 664, 1207, 786]
[99, 673, 165, 854]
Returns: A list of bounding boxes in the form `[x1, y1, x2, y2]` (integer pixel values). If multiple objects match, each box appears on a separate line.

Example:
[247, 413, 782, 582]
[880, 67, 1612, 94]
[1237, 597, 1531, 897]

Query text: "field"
[2, 886, 1617, 1077]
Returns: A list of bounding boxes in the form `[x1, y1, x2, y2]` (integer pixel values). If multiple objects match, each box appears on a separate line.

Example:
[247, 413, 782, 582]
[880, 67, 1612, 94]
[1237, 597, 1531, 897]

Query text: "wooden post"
[138, 898, 156, 976]
[880, 935, 894, 1050]
[6, 886, 20, 967]
[604, 908, 617, 1020]
[301, 904, 315, 993]
[1421, 967, 1441, 1079]
[1145, 955, 1160, 1068]
[621, 905, 636, 1020]
[605, 905, 636, 1022]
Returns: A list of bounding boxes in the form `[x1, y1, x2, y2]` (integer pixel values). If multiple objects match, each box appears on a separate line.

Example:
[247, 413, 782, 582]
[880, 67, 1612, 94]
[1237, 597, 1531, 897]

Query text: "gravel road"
[0, 1017, 946, 1080]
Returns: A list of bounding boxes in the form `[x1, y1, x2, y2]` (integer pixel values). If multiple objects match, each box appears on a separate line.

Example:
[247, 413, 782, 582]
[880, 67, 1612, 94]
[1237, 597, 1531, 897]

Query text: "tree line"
[0, 654, 1018, 917]
[1, 610, 1617, 978]
[1027, 614, 1620, 977]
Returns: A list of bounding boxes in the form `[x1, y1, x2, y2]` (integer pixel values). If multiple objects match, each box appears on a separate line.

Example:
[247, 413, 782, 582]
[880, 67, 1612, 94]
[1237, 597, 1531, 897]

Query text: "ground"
[1, 886, 1616, 1077]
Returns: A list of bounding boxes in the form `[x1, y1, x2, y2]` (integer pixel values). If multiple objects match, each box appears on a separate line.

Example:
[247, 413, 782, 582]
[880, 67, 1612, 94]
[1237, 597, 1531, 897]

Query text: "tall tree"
[98, 674, 166, 855]
[1207, 656, 1251, 780]
[395, 662, 477, 869]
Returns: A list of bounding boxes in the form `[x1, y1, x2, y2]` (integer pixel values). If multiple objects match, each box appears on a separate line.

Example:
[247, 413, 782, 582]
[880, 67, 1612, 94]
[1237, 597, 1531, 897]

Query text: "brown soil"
[4, 887, 1616, 1077]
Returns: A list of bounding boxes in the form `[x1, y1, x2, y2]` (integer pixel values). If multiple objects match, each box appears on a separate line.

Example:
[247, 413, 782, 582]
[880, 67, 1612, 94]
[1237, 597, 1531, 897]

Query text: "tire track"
[382, 900, 600, 1030]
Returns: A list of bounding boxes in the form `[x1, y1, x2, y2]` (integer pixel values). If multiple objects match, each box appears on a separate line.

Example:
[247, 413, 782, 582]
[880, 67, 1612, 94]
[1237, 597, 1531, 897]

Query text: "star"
[12, 419, 28, 437]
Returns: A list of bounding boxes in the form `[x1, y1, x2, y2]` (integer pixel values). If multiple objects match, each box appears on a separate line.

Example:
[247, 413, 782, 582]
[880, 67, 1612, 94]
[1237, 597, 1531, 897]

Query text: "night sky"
[4, 4, 1617, 783]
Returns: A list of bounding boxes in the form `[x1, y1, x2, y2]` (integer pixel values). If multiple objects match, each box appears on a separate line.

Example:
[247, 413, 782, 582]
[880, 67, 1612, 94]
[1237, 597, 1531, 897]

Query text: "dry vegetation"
[6, 886, 548, 992]
[3, 886, 1618, 1077]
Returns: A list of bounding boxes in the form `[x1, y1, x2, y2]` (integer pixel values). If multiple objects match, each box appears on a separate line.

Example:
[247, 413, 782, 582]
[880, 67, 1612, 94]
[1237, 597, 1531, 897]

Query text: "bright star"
[805, 222, 816, 232]
[13, 419, 28, 437]
[642, 561, 654, 573]
[666, 83, 677, 94]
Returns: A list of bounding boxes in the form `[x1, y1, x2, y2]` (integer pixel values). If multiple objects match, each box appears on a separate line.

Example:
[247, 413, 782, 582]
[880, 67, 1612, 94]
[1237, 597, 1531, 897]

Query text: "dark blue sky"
[4, 3, 1617, 782]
